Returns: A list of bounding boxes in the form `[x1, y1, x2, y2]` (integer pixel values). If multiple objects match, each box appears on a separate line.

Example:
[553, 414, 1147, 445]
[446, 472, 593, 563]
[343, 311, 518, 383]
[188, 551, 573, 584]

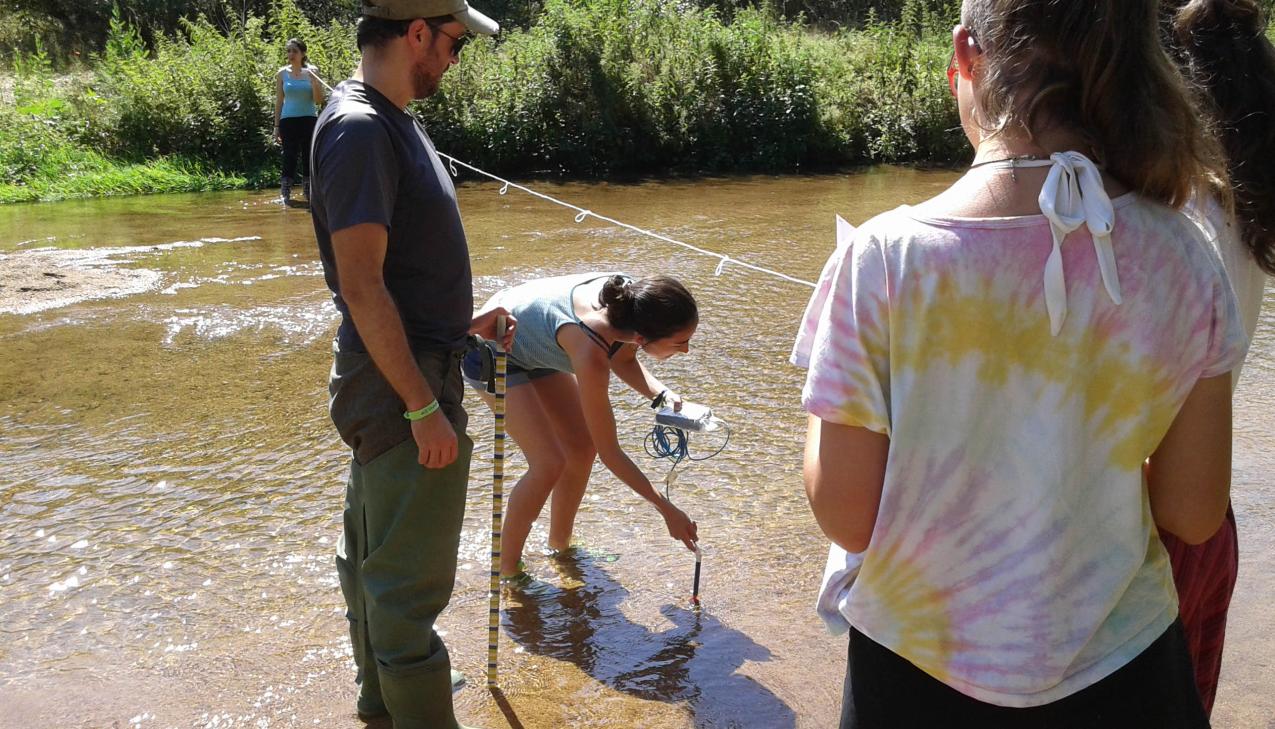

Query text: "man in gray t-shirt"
[308, 3, 512, 727]
[311, 80, 472, 355]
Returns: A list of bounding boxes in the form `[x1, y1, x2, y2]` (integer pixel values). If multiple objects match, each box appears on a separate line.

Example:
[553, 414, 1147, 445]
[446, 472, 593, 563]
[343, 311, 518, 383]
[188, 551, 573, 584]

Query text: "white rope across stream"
[305, 70, 816, 290]
[435, 152, 817, 290]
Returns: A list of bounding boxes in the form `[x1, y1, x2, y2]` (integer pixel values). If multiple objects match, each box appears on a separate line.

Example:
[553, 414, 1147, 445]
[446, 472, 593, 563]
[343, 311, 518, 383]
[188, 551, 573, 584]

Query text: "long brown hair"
[961, 0, 1229, 209]
[1168, 0, 1275, 275]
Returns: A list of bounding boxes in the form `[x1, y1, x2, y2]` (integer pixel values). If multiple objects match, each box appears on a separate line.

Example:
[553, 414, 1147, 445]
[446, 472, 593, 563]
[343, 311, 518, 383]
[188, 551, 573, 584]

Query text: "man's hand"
[412, 409, 458, 469]
[470, 307, 516, 351]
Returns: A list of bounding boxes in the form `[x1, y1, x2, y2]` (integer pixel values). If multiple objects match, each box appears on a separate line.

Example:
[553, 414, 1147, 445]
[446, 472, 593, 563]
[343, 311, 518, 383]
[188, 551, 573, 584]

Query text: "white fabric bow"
[1026, 151, 1122, 335]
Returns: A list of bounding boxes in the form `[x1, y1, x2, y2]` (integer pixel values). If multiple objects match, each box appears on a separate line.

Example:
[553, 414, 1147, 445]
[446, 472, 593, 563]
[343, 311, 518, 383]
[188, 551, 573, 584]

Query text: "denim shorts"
[461, 340, 558, 393]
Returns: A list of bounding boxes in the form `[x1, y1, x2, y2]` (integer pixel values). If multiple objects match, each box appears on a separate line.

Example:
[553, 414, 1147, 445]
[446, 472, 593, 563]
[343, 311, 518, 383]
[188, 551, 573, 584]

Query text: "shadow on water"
[503, 553, 796, 729]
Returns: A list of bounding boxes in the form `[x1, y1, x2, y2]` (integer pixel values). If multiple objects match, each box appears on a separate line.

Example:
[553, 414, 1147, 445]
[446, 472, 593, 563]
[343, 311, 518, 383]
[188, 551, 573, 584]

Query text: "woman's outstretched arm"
[561, 326, 698, 550]
[608, 344, 678, 408]
[273, 70, 284, 143]
[307, 65, 324, 105]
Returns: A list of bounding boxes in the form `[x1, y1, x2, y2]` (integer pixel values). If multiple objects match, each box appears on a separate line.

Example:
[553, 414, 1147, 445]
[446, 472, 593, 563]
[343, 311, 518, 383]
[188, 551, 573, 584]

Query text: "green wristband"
[403, 401, 440, 421]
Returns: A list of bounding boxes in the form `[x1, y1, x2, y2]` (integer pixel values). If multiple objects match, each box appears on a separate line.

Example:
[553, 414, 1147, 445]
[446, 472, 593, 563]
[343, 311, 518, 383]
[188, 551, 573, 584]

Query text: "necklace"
[968, 154, 1049, 182]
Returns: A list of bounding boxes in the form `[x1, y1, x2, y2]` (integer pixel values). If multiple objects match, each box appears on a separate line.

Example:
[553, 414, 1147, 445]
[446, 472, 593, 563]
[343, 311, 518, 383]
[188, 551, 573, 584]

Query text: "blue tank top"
[487, 272, 629, 373]
[281, 70, 317, 119]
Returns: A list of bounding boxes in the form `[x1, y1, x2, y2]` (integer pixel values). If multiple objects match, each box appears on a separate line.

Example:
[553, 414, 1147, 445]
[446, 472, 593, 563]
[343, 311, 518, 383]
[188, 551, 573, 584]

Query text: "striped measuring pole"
[487, 315, 508, 687]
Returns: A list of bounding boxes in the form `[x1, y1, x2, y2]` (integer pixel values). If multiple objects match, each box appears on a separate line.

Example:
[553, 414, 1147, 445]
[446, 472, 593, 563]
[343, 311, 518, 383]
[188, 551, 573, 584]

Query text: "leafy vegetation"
[0, 0, 968, 201]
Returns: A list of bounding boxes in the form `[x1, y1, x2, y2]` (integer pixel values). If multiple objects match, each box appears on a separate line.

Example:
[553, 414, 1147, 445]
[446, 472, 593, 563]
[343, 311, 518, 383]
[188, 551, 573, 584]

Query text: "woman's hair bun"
[599, 274, 697, 341]
[599, 274, 638, 332]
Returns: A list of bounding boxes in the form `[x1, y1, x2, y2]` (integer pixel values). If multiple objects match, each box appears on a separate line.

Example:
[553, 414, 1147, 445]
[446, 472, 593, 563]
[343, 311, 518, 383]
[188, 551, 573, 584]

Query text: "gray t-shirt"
[310, 80, 473, 353]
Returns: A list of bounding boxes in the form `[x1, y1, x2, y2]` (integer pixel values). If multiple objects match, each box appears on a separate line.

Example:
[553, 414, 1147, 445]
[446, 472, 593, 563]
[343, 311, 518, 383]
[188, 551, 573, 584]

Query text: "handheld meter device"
[645, 401, 727, 608]
[654, 402, 718, 432]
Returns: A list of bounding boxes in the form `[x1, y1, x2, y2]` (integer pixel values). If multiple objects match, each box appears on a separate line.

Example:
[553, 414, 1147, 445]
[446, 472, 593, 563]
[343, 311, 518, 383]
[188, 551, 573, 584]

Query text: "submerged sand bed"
[0, 248, 161, 315]
[0, 236, 261, 315]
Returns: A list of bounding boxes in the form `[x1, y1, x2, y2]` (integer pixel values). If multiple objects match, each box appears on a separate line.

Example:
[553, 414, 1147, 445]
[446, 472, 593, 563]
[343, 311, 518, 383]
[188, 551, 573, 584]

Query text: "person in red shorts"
[1161, 0, 1275, 715]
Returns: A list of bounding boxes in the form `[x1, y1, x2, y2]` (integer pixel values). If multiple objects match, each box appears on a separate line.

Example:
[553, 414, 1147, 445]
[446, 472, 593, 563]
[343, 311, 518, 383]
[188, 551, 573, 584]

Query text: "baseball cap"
[362, 0, 499, 36]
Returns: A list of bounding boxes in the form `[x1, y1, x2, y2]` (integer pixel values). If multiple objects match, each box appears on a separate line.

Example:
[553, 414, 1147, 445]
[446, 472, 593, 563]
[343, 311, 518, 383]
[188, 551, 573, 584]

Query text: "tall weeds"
[1, 0, 966, 202]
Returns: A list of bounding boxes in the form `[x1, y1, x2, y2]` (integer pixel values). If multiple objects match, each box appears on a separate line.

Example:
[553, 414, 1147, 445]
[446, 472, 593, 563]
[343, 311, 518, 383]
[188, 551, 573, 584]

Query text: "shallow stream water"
[1, 170, 1271, 728]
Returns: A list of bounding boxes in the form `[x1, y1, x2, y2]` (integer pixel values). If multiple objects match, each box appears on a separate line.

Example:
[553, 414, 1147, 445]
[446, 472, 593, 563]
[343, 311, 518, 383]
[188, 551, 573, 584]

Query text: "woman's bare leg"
[529, 374, 597, 552]
[476, 379, 567, 577]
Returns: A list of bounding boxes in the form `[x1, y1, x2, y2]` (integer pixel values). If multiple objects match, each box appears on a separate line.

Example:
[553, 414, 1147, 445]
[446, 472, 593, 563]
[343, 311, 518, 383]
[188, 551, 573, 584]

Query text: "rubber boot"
[355, 650, 387, 719]
[356, 654, 464, 717]
[349, 642, 465, 719]
[376, 633, 462, 729]
[280, 177, 292, 204]
[336, 462, 388, 720]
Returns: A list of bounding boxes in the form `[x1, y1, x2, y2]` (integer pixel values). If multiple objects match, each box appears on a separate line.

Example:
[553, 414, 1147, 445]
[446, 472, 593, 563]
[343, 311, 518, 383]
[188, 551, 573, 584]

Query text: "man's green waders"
[330, 345, 471, 728]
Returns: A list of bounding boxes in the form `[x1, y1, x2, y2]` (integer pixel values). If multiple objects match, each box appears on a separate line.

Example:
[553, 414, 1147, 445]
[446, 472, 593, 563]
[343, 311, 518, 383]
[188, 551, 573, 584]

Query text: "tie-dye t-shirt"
[795, 194, 1247, 707]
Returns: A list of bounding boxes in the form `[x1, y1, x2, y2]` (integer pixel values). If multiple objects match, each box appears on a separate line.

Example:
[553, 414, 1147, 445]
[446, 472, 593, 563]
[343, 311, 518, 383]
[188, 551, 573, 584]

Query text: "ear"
[953, 24, 981, 82]
[406, 18, 431, 51]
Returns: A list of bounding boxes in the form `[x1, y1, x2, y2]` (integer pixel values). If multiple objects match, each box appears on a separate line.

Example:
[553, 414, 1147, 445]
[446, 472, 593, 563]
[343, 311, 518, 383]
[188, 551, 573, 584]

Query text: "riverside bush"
[68, 1, 359, 171]
[1, 0, 968, 201]
[0, 101, 257, 203]
[96, 8, 280, 169]
[691, 0, 960, 28]
[418, 0, 964, 174]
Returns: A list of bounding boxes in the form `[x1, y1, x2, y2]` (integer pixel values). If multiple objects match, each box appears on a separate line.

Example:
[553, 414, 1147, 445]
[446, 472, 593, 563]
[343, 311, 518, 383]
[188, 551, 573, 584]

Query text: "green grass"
[0, 154, 269, 204]
[0, 85, 272, 203]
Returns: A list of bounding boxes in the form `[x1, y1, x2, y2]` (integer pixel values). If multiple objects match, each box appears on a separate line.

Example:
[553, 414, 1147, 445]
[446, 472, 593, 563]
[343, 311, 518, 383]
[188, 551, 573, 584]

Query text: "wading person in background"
[273, 38, 324, 203]
[307, 2, 508, 727]
[462, 273, 700, 583]
[1160, 0, 1275, 714]
[797, 1, 1245, 726]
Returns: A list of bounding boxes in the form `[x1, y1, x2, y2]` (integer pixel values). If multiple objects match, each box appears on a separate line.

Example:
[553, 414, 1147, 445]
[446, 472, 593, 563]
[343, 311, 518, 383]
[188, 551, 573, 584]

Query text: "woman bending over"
[464, 273, 699, 580]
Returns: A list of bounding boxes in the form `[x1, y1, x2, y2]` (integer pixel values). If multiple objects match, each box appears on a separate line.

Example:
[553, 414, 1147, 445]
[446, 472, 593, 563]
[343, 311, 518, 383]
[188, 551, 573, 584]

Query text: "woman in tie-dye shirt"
[796, 1, 1246, 726]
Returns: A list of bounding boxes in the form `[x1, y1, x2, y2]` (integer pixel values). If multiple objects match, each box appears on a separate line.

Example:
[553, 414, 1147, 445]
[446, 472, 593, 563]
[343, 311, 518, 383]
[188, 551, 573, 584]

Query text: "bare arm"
[1147, 374, 1232, 544]
[331, 222, 456, 468]
[561, 326, 698, 549]
[273, 71, 284, 140]
[307, 66, 324, 105]
[803, 415, 890, 553]
[609, 344, 665, 401]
